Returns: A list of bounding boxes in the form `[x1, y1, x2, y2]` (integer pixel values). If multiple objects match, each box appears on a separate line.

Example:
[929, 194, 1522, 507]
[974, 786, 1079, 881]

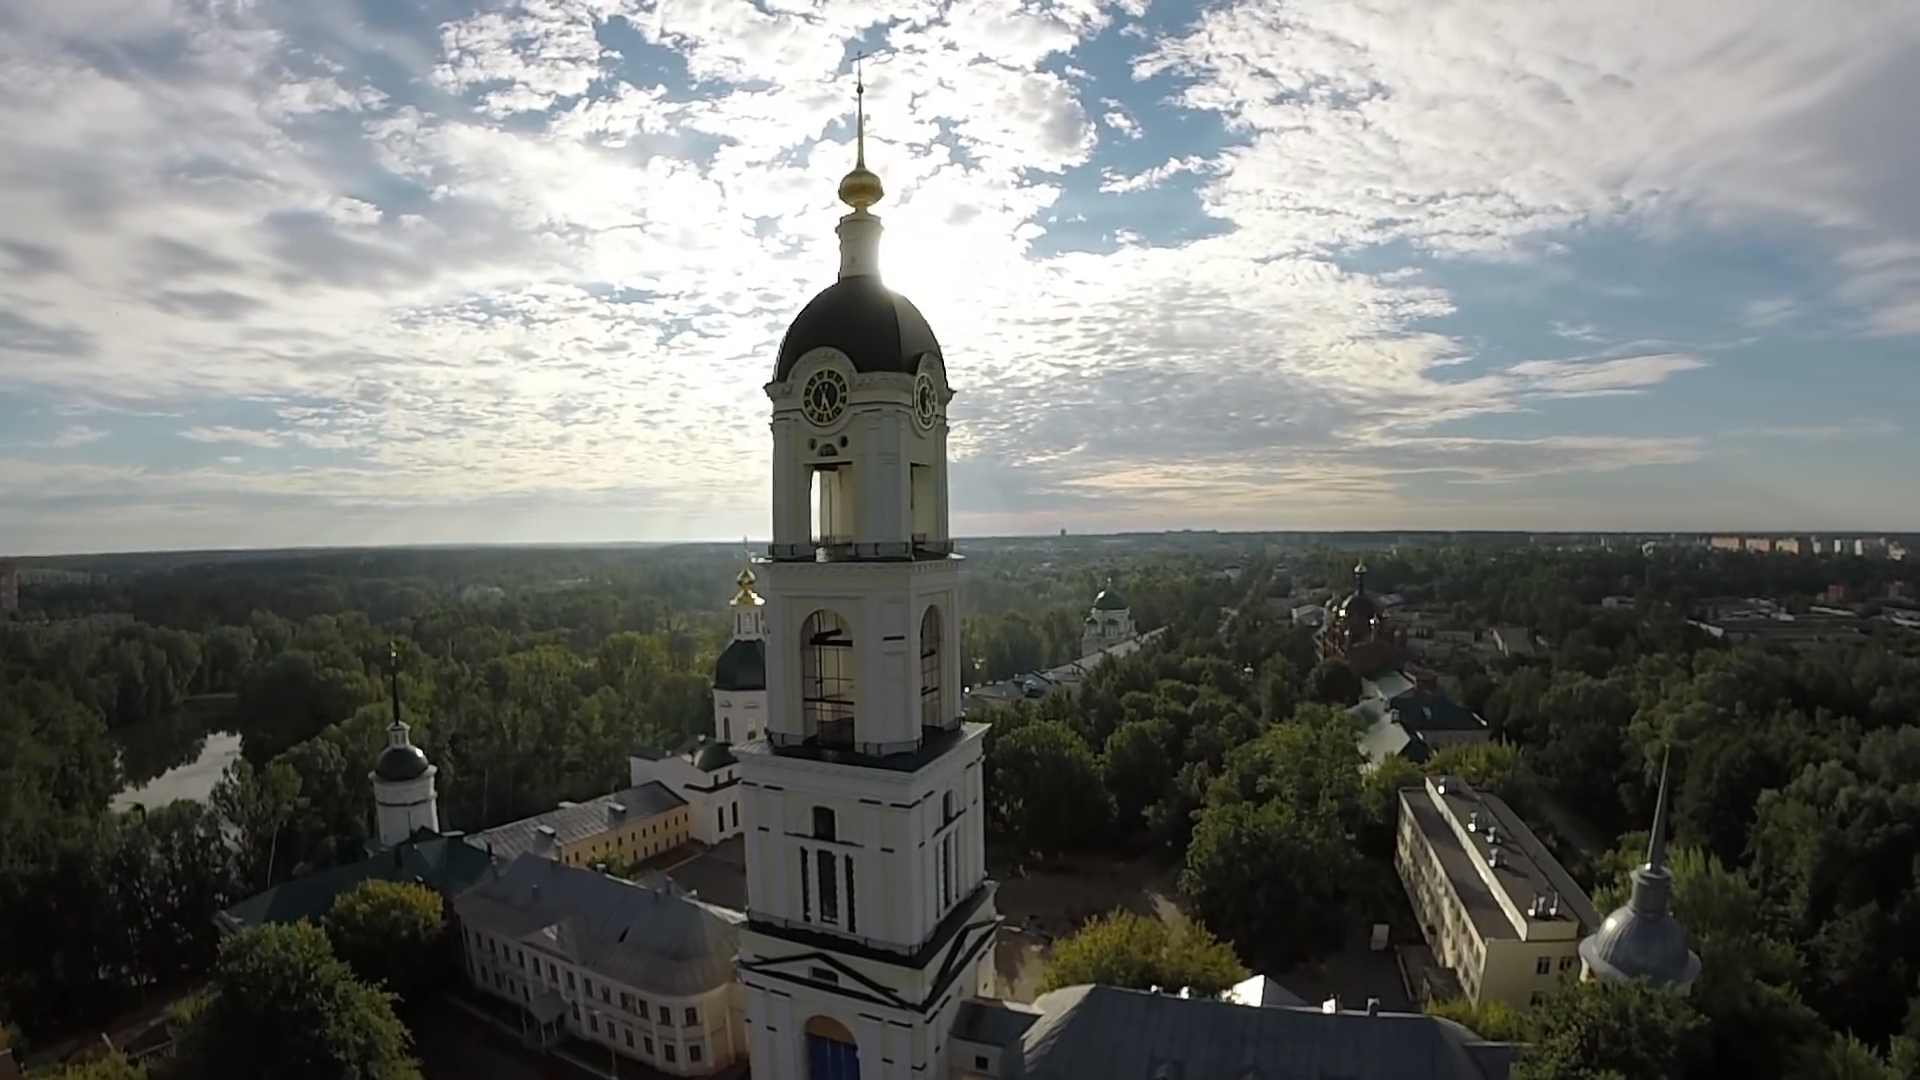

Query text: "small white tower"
[370, 644, 439, 848]
[713, 561, 769, 744]
[736, 68, 996, 1080]
[1080, 575, 1137, 658]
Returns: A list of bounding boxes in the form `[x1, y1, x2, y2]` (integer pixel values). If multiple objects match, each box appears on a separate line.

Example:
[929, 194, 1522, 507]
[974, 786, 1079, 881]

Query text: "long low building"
[1395, 775, 1601, 1009]
[463, 781, 691, 868]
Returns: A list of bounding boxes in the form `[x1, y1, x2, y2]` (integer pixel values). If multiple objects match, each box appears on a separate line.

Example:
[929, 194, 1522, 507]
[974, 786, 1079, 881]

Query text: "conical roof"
[1577, 746, 1701, 990]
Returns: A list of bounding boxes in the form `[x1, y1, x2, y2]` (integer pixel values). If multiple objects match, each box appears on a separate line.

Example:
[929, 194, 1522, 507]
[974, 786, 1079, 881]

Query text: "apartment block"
[1395, 775, 1601, 1009]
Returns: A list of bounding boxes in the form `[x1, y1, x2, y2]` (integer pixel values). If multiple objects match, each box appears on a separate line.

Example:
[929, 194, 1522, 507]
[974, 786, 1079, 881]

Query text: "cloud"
[1, 0, 1917, 551]
[179, 426, 283, 448]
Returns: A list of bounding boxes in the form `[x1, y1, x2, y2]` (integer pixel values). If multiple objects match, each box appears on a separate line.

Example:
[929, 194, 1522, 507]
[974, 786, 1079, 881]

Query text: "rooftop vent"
[1467, 810, 1481, 832]
[1488, 847, 1505, 869]
[1485, 824, 1501, 845]
[536, 824, 558, 838]
[610, 803, 628, 816]
[1365, 998, 1381, 1016]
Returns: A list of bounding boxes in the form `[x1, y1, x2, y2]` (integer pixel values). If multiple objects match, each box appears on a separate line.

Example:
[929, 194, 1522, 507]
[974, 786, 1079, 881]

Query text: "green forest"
[0, 540, 1222, 1062]
[7, 540, 1920, 1079]
[982, 545, 1920, 1080]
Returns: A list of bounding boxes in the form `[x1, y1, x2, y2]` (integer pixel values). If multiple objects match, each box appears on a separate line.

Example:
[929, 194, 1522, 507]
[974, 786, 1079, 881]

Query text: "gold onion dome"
[730, 564, 760, 607]
[839, 164, 884, 210]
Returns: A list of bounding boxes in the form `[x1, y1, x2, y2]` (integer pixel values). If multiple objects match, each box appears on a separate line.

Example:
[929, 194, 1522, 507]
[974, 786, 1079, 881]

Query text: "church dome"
[1092, 586, 1129, 611]
[691, 738, 739, 772]
[1577, 880, 1702, 988]
[713, 637, 766, 693]
[774, 277, 941, 383]
[374, 742, 430, 782]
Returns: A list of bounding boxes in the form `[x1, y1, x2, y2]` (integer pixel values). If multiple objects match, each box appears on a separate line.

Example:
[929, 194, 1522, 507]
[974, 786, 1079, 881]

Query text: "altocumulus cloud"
[0, 0, 1917, 551]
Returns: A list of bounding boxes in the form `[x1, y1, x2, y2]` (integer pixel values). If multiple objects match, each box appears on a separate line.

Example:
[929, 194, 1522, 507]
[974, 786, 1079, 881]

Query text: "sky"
[3, 0, 1919, 555]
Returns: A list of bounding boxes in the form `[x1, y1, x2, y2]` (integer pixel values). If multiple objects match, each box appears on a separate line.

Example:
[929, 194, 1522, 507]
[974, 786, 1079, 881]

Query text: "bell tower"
[735, 65, 998, 1080]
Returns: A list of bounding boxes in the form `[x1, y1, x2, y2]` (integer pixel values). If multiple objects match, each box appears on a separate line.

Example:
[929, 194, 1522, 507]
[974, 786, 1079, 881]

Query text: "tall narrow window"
[817, 849, 840, 924]
[919, 607, 944, 728]
[811, 467, 851, 547]
[731, 802, 739, 829]
[717, 807, 724, 834]
[801, 610, 856, 745]
[939, 831, 951, 907]
[800, 847, 812, 922]
[812, 806, 837, 842]
[723, 717, 731, 741]
[910, 464, 935, 543]
[846, 856, 858, 933]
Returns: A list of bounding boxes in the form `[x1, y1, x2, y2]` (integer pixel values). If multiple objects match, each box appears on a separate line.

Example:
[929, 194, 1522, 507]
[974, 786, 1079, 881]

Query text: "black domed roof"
[774, 276, 941, 382]
[713, 638, 766, 693]
[374, 742, 430, 782]
[692, 739, 738, 772]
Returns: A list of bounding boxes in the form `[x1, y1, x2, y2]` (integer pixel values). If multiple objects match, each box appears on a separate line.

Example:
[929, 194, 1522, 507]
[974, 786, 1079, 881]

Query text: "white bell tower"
[735, 68, 998, 1080]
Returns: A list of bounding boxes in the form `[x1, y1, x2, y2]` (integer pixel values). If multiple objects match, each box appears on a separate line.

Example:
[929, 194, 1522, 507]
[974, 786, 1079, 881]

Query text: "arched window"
[801, 610, 856, 746]
[812, 806, 837, 842]
[919, 606, 944, 728]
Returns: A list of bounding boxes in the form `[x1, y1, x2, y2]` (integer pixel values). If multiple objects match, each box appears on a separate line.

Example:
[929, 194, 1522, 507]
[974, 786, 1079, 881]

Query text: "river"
[109, 696, 245, 812]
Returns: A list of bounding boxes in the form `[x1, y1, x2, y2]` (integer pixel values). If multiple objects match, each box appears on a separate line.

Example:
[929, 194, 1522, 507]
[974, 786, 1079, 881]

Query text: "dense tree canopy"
[163, 922, 420, 1080]
[322, 880, 451, 1008]
[1039, 911, 1247, 999]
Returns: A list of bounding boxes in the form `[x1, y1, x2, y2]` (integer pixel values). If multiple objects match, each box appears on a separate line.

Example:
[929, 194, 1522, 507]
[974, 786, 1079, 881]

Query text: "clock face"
[802, 369, 849, 426]
[914, 375, 939, 430]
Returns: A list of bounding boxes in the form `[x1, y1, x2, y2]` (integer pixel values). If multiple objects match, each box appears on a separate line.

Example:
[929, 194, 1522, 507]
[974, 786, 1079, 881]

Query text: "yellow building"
[467, 781, 692, 869]
[1395, 775, 1601, 1009]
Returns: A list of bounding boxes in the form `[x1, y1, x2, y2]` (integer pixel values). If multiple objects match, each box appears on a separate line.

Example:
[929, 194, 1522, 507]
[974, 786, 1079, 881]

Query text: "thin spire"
[1646, 744, 1672, 870]
[1626, 744, 1676, 915]
[837, 51, 884, 211]
[387, 641, 403, 730]
[854, 54, 868, 170]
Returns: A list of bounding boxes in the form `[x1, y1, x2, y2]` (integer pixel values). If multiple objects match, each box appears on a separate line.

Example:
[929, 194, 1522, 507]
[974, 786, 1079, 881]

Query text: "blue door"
[806, 1032, 860, 1080]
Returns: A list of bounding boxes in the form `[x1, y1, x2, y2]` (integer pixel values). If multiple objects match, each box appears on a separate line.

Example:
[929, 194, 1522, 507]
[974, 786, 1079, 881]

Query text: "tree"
[166, 922, 420, 1080]
[1426, 996, 1527, 1041]
[987, 721, 1114, 857]
[1513, 979, 1712, 1080]
[208, 757, 301, 889]
[1103, 719, 1174, 834]
[1181, 799, 1355, 972]
[1305, 659, 1361, 707]
[44, 1055, 147, 1080]
[1039, 910, 1247, 998]
[322, 880, 449, 1006]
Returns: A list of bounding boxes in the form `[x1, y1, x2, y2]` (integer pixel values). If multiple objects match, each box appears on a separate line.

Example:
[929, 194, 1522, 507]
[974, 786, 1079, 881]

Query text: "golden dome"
[839, 165, 884, 210]
[731, 564, 760, 607]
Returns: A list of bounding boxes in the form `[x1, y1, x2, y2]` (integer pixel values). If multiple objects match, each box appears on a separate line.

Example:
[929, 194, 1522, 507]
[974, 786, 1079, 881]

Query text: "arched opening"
[800, 610, 855, 747]
[803, 1015, 859, 1080]
[919, 605, 945, 729]
[812, 806, 837, 842]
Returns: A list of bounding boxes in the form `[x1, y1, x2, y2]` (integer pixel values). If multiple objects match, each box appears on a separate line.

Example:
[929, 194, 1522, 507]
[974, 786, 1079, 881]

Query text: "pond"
[110, 695, 244, 812]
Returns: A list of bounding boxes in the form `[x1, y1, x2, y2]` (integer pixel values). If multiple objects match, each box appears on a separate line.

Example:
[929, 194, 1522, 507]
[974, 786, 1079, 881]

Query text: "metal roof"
[465, 782, 686, 862]
[956, 985, 1515, 1079]
[454, 853, 743, 998]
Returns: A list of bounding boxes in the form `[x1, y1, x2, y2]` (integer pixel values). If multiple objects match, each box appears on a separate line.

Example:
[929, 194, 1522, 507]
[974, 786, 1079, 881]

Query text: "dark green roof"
[373, 742, 430, 781]
[1092, 587, 1129, 611]
[1387, 687, 1486, 734]
[217, 829, 492, 933]
[713, 637, 765, 692]
[692, 739, 738, 772]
